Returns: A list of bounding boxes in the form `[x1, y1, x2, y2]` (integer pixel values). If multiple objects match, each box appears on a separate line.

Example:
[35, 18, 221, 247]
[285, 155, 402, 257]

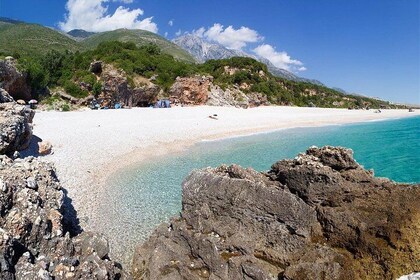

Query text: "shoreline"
[26, 106, 419, 236]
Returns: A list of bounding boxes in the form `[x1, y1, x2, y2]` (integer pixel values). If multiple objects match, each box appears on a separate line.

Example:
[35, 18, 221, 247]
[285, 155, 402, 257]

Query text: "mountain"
[0, 18, 81, 56]
[172, 34, 245, 62]
[67, 29, 96, 40]
[0, 19, 195, 63]
[81, 29, 196, 63]
[0, 17, 24, 24]
[173, 34, 323, 85]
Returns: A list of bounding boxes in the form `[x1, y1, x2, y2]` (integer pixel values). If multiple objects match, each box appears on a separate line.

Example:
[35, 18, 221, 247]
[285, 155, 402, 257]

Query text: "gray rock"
[0, 89, 14, 103]
[0, 156, 123, 279]
[133, 146, 420, 279]
[0, 102, 34, 155]
[26, 177, 37, 190]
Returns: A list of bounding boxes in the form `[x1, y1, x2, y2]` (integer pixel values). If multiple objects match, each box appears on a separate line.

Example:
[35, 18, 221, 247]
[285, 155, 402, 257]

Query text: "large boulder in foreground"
[0, 93, 34, 155]
[0, 155, 123, 279]
[132, 146, 419, 279]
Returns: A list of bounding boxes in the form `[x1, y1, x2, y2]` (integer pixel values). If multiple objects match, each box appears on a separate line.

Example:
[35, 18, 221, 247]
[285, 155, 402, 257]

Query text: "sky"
[0, 0, 419, 104]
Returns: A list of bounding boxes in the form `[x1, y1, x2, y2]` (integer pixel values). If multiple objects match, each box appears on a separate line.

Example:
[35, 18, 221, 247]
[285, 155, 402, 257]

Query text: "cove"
[97, 116, 420, 263]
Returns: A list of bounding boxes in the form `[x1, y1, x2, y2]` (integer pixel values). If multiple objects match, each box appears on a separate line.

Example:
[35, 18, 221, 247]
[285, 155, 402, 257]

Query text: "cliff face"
[169, 75, 269, 108]
[132, 146, 419, 280]
[0, 57, 31, 101]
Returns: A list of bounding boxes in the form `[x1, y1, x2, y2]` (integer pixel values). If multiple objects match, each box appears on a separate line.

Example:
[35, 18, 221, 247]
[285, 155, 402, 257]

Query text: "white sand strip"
[28, 106, 419, 230]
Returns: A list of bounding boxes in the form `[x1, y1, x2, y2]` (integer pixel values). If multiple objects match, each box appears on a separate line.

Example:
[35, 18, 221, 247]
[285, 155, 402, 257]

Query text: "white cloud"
[192, 27, 205, 38]
[164, 32, 168, 37]
[113, 0, 133, 3]
[175, 29, 182, 36]
[168, 20, 173, 27]
[253, 44, 305, 72]
[200, 23, 262, 50]
[59, 0, 158, 33]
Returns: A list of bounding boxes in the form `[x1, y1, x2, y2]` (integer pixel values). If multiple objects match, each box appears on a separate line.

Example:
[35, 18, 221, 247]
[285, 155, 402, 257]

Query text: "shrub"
[63, 80, 88, 98]
[61, 103, 70, 111]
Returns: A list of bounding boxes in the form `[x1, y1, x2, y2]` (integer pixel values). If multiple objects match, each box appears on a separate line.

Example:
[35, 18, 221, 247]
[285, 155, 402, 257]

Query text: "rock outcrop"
[169, 76, 269, 108]
[0, 155, 123, 279]
[0, 57, 31, 101]
[100, 64, 132, 108]
[0, 92, 34, 155]
[169, 76, 213, 106]
[132, 84, 160, 107]
[0, 89, 14, 103]
[207, 85, 269, 108]
[132, 146, 419, 280]
[0, 92, 123, 279]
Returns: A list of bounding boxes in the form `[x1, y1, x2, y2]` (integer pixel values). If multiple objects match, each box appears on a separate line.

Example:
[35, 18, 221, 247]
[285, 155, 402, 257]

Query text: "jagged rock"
[0, 156, 123, 279]
[38, 141, 52, 156]
[169, 76, 213, 105]
[0, 57, 32, 101]
[132, 146, 420, 279]
[0, 102, 34, 155]
[0, 89, 14, 103]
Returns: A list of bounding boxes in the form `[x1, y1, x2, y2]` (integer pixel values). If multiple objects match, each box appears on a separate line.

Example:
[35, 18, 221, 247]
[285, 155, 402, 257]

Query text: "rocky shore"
[132, 146, 419, 279]
[0, 91, 123, 279]
[1, 88, 419, 279]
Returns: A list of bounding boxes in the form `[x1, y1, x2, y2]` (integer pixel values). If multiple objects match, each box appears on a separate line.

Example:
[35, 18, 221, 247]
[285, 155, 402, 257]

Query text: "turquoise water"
[99, 116, 419, 263]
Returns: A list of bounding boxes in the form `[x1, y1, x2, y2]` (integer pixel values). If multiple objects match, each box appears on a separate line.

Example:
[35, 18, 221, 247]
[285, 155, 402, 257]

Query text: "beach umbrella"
[28, 99, 38, 104]
[16, 99, 26, 105]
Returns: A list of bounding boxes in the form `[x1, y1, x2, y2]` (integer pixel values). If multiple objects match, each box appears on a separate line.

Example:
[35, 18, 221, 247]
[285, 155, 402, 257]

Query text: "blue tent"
[155, 99, 171, 108]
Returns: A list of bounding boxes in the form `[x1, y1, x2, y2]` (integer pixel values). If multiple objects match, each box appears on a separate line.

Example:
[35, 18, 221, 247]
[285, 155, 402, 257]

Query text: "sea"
[97, 115, 420, 263]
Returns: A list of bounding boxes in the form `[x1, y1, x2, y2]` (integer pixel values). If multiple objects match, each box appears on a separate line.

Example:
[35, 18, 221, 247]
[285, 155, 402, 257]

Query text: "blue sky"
[1, 0, 419, 104]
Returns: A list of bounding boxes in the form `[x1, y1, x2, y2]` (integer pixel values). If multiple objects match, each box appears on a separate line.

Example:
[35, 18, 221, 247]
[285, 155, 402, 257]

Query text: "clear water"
[98, 116, 420, 264]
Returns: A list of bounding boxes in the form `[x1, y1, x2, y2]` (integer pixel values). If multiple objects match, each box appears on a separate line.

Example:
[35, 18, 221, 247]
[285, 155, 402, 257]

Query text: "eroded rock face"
[0, 101, 34, 155]
[100, 64, 132, 108]
[132, 84, 160, 107]
[207, 85, 269, 108]
[0, 57, 31, 101]
[0, 155, 123, 279]
[132, 146, 420, 280]
[169, 76, 213, 106]
[169, 76, 270, 108]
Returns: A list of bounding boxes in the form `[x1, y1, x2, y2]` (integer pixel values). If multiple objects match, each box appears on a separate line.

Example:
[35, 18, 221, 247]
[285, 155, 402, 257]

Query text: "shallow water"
[98, 116, 420, 264]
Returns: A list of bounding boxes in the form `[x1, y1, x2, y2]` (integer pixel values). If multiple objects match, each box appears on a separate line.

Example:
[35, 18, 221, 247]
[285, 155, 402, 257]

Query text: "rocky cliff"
[132, 146, 419, 280]
[0, 57, 31, 101]
[0, 90, 123, 279]
[169, 75, 269, 108]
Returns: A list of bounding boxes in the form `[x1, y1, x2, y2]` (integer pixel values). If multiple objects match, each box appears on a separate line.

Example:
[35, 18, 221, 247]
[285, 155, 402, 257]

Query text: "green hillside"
[80, 29, 196, 63]
[0, 20, 195, 63]
[0, 22, 81, 57]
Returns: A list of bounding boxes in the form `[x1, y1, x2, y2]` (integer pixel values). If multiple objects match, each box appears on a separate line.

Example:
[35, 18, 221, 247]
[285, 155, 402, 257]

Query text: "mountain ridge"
[173, 34, 324, 85]
[0, 18, 195, 63]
